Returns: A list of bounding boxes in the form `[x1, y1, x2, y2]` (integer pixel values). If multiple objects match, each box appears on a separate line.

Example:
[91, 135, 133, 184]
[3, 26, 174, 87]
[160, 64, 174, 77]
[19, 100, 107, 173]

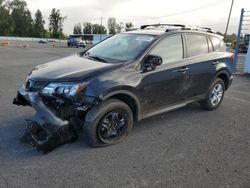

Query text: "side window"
[220, 41, 227, 51]
[208, 37, 213, 52]
[210, 36, 221, 51]
[150, 35, 183, 64]
[186, 34, 208, 57]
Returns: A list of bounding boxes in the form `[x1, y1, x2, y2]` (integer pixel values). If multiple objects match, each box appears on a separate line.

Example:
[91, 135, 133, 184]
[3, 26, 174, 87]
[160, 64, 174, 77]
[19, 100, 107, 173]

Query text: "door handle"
[212, 61, 219, 65]
[178, 67, 189, 73]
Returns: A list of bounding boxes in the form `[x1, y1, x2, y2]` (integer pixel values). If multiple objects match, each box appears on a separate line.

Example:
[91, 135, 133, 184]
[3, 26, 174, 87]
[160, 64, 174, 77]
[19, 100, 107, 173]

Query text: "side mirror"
[77, 49, 89, 57]
[142, 55, 163, 72]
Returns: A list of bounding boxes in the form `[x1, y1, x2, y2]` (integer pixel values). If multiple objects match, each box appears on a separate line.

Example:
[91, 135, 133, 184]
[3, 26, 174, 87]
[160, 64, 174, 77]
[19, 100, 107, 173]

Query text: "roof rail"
[139, 24, 216, 34]
[140, 24, 185, 30]
[200, 27, 215, 33]
[185, 26, 215, 33]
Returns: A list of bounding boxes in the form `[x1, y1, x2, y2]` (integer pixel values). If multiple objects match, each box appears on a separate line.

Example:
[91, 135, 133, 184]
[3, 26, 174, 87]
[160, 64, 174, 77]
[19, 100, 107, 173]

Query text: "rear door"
[184, 33, 219, 98]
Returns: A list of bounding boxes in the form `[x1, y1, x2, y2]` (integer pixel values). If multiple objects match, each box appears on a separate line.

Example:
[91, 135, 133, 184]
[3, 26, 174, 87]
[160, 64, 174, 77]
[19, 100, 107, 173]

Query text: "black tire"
[200, 78, 225, 111]
[84, 99, 133, 147]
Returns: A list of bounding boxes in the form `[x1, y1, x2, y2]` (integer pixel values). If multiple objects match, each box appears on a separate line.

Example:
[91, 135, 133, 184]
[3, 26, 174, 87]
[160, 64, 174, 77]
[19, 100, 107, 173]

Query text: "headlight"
[41, 82, 88, 97]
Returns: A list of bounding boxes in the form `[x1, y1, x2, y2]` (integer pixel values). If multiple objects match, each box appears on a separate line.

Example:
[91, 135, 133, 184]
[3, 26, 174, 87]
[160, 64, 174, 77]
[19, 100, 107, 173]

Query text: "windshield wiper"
[88, 55, 108, 63]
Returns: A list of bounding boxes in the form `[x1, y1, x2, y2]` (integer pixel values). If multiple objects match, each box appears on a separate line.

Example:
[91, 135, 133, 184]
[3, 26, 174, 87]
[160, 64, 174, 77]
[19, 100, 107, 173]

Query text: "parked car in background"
[67, 38, 86, 48]
[48, 39, 56, 43]
[231, 36, 249, 53]
[14, 24, 234, 153]
[225, 42, 231, 47]
[238, 43, 248, 53]
[38, 40, 47, 44]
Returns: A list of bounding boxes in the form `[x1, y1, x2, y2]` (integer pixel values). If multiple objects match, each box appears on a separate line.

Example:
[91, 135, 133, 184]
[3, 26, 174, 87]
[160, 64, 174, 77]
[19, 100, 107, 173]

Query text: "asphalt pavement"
[0, 45, 250, 188]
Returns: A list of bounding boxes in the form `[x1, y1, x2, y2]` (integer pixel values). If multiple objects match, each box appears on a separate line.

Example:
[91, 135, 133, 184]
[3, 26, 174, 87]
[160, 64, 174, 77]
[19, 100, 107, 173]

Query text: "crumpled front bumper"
[13, 85, 77, 153]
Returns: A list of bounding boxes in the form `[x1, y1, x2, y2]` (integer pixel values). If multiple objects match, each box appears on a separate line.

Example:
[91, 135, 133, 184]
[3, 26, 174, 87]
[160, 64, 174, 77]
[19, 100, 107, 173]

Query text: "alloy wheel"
[98, 110, 128, 143]
[210, 83, 224, 106]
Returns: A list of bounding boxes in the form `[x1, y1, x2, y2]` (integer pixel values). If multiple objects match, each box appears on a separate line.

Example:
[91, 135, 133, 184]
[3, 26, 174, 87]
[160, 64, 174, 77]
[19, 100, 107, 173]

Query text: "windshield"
[84, 34, 156, 63]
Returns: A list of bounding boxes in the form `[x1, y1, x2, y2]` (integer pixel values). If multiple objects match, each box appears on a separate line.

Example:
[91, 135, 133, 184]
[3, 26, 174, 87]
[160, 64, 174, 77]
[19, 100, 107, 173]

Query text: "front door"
[138, 34, 191, 116]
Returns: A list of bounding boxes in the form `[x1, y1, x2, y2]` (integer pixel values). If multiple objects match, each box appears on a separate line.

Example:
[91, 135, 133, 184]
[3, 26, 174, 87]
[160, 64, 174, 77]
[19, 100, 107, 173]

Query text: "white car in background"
[67, 38, 86, 48]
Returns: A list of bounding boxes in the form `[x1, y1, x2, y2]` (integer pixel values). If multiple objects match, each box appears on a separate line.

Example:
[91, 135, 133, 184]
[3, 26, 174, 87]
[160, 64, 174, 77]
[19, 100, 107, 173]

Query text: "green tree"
[116, 22, 123, 33]
[107, 18, 123, 34]
[125, 22, 133, 29]
[0, 0, 13, 35]
[92, 24, 107, 34]
[49, 8, 66, 39]
[83, 22, 92, 34]
[33, 9, 46, 37]
[7, 0, 34, 37]
[73, 23, 82, 34]
[107, 17, 116, 34]
[224, 33, 236, 43]
[5, 0, 26, 9]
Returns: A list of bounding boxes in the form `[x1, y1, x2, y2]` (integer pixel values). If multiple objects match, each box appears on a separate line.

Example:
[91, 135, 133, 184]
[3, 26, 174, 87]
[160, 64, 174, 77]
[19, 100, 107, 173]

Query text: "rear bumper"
[13, 85, 77, 153]
[227, 75, 233, 90]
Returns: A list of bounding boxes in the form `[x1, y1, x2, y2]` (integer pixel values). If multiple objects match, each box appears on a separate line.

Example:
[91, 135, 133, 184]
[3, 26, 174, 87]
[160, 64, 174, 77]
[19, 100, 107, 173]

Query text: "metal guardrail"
[0, 36, 67, 43]
[0, 34, 112, 45]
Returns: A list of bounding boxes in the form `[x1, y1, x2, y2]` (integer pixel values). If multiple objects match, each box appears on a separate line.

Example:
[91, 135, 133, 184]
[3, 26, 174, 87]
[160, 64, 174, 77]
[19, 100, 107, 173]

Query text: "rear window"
[210, 37, 221, 51]
[186, 34, 208, 57]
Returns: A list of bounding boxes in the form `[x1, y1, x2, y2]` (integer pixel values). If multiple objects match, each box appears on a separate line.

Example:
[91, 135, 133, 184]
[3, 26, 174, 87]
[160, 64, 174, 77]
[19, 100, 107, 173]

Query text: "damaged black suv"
[13, 24, 234, 153]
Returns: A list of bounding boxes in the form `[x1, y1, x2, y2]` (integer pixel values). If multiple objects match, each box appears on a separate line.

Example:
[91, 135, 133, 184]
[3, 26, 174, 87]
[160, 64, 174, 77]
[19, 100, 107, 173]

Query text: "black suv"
[14, 24, 234, 153]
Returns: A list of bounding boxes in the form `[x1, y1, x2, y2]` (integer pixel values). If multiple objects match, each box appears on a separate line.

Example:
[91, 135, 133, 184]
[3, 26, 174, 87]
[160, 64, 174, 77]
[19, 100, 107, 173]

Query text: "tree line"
[0, 0, 239, 41]
[216, 31, 237, 43]
[73, 18, 134, 35]
[0, 0, 66, 39]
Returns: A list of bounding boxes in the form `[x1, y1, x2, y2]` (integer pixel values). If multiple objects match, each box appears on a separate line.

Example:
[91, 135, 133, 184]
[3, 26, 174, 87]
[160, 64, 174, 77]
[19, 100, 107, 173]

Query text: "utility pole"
[224, 0, 235, 37]
[100, 17, 103, 42]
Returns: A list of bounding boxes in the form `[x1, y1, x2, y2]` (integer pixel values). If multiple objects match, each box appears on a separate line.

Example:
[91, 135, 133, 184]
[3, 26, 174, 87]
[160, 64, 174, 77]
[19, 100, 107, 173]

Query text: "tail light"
[229, 53, 234, 62]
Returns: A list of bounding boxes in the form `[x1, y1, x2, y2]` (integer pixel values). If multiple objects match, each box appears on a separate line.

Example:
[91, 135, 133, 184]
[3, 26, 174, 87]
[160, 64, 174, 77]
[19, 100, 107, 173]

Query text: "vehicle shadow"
[0, 102, 204, 158]
[133, 102, 203, 133]
[0, 115, 90, 158]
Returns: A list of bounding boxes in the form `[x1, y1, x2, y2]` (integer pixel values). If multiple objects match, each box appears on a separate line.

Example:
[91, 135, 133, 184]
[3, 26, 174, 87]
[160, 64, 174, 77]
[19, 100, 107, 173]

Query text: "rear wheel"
[84, 99, 133, 147]
[200, 78, 225, 110]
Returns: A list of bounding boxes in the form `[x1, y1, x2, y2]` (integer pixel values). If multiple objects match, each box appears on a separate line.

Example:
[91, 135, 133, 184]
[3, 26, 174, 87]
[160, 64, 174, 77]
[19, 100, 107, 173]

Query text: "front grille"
[25, 79, 47, 92]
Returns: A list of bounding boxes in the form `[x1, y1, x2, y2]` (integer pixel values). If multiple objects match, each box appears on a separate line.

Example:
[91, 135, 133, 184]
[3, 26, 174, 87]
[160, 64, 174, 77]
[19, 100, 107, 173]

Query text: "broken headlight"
[41, 82, 88, 97]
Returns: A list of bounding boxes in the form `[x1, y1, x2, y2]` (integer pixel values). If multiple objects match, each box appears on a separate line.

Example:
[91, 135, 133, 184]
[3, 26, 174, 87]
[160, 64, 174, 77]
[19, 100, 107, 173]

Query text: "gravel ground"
[0, 45, 250, 188]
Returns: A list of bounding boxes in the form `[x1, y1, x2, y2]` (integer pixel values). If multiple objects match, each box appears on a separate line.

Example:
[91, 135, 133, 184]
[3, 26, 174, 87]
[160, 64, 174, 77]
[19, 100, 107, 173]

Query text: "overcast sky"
[25, 0, 250, 35]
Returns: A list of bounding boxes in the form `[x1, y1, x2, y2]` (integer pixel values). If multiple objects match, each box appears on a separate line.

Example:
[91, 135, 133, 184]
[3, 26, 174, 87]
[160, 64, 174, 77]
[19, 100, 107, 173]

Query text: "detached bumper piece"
[14, 85, 78, 154]
[13, 92, 31, 106]
[26, 120, 77, 154]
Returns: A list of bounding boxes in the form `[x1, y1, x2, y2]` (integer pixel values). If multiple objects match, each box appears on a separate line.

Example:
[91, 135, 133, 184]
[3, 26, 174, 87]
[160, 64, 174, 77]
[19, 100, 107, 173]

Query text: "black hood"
[28, 54, 121, 82]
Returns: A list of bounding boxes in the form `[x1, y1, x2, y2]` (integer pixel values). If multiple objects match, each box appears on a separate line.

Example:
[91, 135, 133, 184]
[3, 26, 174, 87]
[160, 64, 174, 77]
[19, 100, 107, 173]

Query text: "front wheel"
[200, 78, 225, 110]
[84, 99, 133, 147]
